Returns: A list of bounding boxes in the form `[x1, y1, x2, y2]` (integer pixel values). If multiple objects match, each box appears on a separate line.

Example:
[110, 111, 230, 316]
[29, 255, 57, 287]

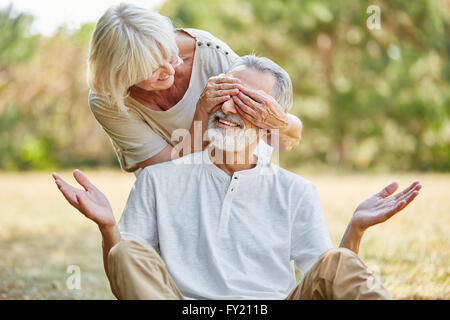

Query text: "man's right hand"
[52, 169, 116, 229]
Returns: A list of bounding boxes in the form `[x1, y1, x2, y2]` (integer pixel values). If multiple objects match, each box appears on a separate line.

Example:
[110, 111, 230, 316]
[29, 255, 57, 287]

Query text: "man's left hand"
[340, 180, 421, 254]
[351, 181, 422, 233]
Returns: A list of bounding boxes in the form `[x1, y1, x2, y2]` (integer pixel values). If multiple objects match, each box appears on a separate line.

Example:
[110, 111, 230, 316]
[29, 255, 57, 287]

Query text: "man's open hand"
[52, 169, 116, 229]
[351, 181, 422, 233]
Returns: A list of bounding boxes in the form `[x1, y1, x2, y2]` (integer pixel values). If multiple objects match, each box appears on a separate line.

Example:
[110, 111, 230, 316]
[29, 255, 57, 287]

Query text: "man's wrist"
[340, 220, 365, 254]
[98, 223, 116, 235]
[98, 223, 121, 250]
[349, 217, 365, 238]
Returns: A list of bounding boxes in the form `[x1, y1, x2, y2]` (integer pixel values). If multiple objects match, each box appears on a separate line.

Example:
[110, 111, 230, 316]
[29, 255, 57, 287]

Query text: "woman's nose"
[162, 62, 175, 75]
[221, 99, 236, 115]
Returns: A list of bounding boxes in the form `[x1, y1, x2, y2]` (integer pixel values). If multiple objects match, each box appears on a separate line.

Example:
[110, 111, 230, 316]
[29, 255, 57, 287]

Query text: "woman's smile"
[158, 74, 173, 82]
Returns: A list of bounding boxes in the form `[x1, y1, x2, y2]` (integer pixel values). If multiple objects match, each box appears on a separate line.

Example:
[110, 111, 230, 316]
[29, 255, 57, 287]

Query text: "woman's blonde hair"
[87, 3, 179, 112]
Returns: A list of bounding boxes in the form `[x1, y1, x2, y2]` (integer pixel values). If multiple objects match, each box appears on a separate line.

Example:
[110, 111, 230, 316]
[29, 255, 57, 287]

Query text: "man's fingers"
[394, 181, 420, 199]
[53, 173, 74, 194]
[76, 193, 92, 218]
[396, 183, 421, 202]
[377, 182, 399, 198]
[384, 190, 420, 221]
[73, 169, 95, 191]
[52, 172, 61, 180]
[393, 181, 420, 200]
[403, 190, 420, 205]
[396, 188, 421, 207]
[53, 178, 80, 209]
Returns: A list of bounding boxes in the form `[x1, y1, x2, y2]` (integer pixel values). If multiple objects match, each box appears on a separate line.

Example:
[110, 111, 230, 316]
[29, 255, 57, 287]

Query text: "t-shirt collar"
[202, 147, 267, 179]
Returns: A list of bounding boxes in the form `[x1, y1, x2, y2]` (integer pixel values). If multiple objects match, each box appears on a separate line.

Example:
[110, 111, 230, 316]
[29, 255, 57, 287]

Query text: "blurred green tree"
[0, 5, 38, 65]
[0, 6, 114, 170]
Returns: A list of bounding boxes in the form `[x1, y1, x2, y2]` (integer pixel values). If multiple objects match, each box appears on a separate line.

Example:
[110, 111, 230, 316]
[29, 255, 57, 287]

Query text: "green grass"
[0, 169, 448, 299]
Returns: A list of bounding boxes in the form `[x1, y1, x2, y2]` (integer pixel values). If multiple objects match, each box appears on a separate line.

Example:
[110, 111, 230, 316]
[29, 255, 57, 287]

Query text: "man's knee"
[321, 247, 357, 260]
[315, 248, 392, 299]
[108, 240, 133, 265]
[314, 248, 365, 280]
[108, 240, 153, 270]
[318, 248, 359, 266]
[108, 240, 162, 268]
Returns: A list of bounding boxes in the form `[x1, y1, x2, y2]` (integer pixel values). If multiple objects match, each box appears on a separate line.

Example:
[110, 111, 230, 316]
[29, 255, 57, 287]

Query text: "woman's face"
[134, 56, 180, 91]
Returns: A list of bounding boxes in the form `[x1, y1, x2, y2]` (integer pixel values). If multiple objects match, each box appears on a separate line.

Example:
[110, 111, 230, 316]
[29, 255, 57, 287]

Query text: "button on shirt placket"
[218, 175, 240, 236]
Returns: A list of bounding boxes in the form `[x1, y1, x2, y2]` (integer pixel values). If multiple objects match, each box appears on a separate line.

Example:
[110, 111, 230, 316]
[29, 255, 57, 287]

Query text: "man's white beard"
[207, 111, 258, 152]
[208, 128, 257, 152]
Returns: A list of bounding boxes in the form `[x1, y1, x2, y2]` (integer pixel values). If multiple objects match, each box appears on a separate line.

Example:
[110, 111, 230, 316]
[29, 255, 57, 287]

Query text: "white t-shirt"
[89, 28, 272, 174]
[118, 150, 333, 300]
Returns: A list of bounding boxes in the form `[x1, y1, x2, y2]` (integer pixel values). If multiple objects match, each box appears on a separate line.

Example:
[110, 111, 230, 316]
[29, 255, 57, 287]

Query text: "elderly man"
[53, 55, 421, 300]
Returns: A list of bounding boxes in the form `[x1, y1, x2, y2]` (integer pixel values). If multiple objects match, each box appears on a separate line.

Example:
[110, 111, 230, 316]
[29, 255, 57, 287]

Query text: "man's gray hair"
[228, 55, 293, 112]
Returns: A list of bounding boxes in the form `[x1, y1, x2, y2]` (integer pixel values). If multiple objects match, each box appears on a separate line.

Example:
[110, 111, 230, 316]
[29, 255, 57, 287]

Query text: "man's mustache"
[211, 109, 245, 128]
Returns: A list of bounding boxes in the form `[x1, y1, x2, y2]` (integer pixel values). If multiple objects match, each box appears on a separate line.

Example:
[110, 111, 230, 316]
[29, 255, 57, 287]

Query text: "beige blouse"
[89, 28, 272, 175]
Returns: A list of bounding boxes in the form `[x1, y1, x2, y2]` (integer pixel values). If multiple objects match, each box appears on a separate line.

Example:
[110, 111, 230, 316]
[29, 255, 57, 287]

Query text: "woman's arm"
[136, 115, 207, 169]
[136, 145, 174, 169]
[90, 93, 172, 172]
[266, 114, 302, 151]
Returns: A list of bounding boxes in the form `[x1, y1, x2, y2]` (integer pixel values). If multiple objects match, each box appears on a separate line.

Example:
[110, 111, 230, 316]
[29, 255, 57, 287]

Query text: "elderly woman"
[87, 3, 302, 174]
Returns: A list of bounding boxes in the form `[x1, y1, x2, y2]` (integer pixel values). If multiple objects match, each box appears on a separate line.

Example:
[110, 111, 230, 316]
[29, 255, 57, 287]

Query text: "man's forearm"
[267, 114, 302, 151]
[99, 225, 121, 280]
[339, 221, 364, 254]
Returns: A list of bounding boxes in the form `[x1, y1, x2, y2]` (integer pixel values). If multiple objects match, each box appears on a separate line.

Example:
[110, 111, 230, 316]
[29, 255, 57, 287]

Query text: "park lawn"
[0, 169, 448, 299]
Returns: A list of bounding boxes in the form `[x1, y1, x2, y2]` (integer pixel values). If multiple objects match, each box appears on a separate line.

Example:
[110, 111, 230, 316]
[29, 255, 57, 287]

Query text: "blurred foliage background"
[0, 0, 449, 172]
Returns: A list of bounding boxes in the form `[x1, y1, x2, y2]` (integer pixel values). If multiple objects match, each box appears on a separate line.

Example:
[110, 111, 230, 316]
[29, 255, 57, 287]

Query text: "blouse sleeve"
[89, 92, 168, 172]
[187, 28, 239, 77]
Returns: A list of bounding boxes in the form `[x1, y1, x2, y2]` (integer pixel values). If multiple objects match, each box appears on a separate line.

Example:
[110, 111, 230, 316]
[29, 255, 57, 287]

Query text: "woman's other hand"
[232, 86, 289, 130]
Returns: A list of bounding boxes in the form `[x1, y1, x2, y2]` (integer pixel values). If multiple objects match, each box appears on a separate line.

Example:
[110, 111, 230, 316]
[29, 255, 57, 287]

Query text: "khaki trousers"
[107, 240, 392, 300]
